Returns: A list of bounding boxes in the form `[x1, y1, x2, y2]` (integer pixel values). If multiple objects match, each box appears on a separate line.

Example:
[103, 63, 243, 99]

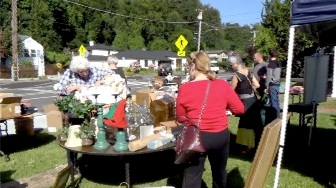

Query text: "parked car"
[158, 62, 173, 76]
[210, 63, 219, 74]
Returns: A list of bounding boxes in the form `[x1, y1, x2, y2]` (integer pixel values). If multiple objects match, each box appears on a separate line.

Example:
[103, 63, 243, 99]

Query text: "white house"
[205, 50, 228, 63]
[5, 35, 45, 76]
[82, 47, 188, 73]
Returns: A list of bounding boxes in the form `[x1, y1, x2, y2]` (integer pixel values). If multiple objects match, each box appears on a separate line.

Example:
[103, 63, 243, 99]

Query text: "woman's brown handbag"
[174, 81, 211, 164]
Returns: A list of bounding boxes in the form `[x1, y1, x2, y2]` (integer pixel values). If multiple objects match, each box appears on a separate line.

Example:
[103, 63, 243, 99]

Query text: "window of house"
[30, 49, 36, 57]
[144, 60, 148, 67]
[23, 49, 30, 57]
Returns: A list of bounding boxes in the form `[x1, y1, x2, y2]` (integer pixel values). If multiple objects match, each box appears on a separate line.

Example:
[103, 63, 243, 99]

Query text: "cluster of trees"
[1, 0, 331, 77]
[0, 0, 254, 61]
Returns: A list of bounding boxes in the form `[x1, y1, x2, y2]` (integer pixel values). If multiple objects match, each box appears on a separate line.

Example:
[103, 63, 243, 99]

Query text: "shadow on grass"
[77, 149, 185, 187]
[280, 124, 336, 188]
[0, 129, 56, 155]
[0, 170, 30, 187]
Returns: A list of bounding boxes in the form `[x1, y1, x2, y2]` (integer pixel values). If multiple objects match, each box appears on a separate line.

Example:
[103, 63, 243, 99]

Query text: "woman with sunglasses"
[176, 51, 244, 188]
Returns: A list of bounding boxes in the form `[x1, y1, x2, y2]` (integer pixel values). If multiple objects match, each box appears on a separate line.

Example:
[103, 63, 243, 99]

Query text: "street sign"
[78, 45, 87, 56]
[175, 35, 188, 51]
[177, 50, 186, 56]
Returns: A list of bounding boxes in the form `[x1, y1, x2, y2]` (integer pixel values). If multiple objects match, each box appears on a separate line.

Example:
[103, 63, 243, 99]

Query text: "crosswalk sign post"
[175, 35, 188, 56]
[78, 45, 87, 57]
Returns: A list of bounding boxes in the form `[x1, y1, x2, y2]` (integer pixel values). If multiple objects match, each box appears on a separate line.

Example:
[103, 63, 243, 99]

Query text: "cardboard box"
[43, 104, 64, 129]
[0, 93, 15, 102]
[135, 88, 157, 107]
[0, 97, 22, 119]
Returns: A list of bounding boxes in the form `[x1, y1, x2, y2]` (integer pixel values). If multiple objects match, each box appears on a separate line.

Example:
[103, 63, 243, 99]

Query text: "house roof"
[86, 44, 120, 51]
[114, 50, 175, 61]
[205, 50, 227, 55]
[87, 55, 108, 61]
[18, 35, 31, 41]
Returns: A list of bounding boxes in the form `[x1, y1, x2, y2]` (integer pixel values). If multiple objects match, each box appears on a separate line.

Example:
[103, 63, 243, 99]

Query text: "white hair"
[70, 56, 90, 72]
[228, 55, 244, 65]
[106, 56, 119, 65]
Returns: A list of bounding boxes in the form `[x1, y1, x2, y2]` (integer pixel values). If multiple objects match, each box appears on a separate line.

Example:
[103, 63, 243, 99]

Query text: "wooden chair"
[244, 118, 282, 188]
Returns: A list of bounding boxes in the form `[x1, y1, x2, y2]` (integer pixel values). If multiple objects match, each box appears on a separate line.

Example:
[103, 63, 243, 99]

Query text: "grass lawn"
[1, 98, 336, 188]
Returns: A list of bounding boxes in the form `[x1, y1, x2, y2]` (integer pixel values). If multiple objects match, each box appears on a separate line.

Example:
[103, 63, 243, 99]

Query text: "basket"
[14, 115, 34, 136]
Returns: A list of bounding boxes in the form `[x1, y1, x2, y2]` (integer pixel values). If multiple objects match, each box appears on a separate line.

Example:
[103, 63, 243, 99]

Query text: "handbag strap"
[239, 72, 259, 96]
[197, 80, 211, 126]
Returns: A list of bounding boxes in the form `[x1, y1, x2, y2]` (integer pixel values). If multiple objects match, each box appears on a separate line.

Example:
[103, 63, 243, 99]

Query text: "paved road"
[0, 72, 234, 113]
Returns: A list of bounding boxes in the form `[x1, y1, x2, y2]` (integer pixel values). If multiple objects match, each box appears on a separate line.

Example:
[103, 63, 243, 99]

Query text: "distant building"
[5, 35, 45, 76]
[205, 50, 228, 63]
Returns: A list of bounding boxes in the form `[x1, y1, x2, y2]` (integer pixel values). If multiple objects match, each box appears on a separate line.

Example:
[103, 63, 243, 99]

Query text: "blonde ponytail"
[207, 71, 217, 80]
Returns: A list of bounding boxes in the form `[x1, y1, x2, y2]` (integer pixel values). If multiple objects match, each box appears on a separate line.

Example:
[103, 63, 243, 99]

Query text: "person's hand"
[95, 80, 104, 86]
[75, 85, 83, 91]
[264, 88, 269, 94]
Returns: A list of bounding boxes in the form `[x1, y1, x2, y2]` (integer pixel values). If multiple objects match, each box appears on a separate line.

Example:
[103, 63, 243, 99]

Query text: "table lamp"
[91, 93, 110, 150]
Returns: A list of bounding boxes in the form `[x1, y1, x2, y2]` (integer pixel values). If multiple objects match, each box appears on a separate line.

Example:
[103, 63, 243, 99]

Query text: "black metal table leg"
[125, 162, 131, 188]
[67, 151, 77, 183]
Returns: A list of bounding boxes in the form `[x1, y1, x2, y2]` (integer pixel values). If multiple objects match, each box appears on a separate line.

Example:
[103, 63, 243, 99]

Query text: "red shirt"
[176, 79, 244, 132]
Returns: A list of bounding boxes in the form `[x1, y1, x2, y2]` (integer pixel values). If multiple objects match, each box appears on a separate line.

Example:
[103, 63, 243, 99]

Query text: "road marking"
[22, 96, 57, 101]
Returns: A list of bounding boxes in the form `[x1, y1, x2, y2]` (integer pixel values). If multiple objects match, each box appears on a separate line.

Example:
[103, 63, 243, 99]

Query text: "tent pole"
[273, 26, 295, 188]
[331, 46, 336, 98]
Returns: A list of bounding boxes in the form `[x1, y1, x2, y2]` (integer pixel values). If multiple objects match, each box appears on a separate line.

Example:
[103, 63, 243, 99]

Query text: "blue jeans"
[269, 85, 280, 117]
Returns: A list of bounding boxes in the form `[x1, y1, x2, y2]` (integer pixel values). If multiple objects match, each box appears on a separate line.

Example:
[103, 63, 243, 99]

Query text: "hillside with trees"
[0, 0, 255, 62]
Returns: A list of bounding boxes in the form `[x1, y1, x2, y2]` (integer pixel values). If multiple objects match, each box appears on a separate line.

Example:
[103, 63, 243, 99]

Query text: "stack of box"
[0, 93, 22, 119]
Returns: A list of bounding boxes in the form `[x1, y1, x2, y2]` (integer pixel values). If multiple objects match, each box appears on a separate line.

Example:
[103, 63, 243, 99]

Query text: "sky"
[200, 0, 265, 26]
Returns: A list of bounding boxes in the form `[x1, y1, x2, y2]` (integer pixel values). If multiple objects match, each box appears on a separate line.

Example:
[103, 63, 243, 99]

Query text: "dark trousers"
[182, 129, 230, 188]
[269, 85, 280, 117]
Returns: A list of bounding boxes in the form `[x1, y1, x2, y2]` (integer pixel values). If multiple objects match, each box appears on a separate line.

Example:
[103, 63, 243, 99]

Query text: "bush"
[218, 61, 233, 71]
[45, 51, 71, 65]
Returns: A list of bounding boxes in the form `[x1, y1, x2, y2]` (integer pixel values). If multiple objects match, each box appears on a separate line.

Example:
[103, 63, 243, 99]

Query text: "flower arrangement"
[130, 61, 141, 73]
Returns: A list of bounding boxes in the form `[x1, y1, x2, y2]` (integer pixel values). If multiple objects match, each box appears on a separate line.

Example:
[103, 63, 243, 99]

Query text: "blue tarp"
[291, 0, 336, 47]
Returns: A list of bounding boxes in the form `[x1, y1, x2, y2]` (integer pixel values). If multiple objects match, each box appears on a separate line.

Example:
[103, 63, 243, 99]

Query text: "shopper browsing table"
[57, 55, 114, 95]
[176, 51, 244, 188]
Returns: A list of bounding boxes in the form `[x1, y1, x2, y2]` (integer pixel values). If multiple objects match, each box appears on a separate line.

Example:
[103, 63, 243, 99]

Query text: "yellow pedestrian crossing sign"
[78, 45, 87, 56]
[177, 51, 186, 56]
[175, 35, 188, 51]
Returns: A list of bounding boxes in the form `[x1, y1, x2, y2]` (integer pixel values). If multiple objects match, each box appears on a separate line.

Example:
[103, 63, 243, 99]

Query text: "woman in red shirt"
[176, 51, 244, 188]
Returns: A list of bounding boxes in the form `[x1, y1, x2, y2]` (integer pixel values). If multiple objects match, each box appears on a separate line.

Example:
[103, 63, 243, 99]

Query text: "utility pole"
[253, 30, 256, 47]
[197, 10, 203, 51]
[11, 0, 18, 81]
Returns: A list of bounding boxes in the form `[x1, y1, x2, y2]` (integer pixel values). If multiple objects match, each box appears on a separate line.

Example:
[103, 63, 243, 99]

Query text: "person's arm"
[272, 67, 281, 84]
[230, 74, 238, 90]
[175, 86, 187, 123]
[94, 68, 114, 86]
[225, 82, 244, 115]
[265, 67, 272, 87]
[251, 75, 260, 88]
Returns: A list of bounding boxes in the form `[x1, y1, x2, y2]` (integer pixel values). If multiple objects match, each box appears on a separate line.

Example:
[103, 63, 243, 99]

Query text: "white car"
[210, 63, 219, 74]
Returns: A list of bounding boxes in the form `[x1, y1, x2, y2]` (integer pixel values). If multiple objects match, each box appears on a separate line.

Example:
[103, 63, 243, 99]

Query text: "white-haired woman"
[106, 56, 127, 82]
[228, 51, 263, 154]
[58, 55, 113, 95]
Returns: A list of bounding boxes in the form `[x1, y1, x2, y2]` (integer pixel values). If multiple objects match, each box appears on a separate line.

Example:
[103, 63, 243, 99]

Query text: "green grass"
[1, 99, 336, 188]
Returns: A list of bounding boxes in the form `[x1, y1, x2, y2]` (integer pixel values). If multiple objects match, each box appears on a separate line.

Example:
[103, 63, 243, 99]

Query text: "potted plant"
[76, 119, 95, 146]
[59, 123, 70, 142]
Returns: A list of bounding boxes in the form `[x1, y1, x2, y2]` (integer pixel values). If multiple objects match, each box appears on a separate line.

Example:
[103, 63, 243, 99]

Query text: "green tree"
[256, 0, 314, 77]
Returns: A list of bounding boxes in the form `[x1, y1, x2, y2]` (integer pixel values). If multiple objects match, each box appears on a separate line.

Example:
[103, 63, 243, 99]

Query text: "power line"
[63, 0, 197, 24]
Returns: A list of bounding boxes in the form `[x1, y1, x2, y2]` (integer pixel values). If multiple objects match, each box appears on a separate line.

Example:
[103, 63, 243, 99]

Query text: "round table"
[57, 139, 175, 187]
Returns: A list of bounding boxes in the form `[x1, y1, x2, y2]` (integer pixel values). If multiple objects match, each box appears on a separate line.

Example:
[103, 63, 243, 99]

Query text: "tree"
[255, 0, 314, 77]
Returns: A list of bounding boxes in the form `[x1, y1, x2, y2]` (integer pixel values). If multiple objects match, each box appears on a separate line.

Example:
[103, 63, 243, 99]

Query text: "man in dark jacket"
[265, 50, 281, 117]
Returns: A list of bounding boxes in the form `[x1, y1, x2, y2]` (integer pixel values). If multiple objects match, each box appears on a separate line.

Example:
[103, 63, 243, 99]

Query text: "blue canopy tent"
[274, 1, 336, 187]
